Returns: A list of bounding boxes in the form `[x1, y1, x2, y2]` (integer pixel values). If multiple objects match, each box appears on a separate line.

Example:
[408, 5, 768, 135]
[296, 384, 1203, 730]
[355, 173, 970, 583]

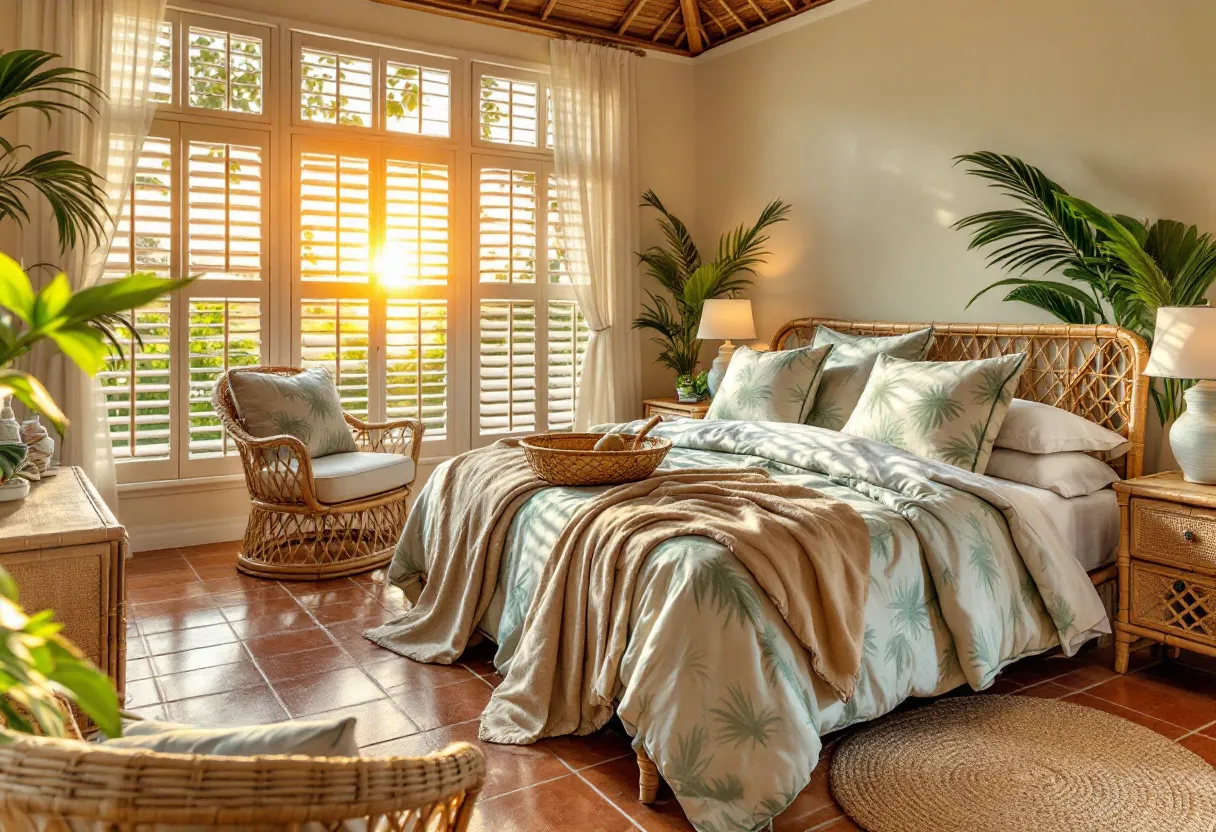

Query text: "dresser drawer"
[1131, 498, 1216, 572]
[1129, 561, 1216, 648]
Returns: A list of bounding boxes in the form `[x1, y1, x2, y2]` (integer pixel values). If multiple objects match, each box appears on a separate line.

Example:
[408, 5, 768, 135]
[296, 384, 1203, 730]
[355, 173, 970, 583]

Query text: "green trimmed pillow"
[805, 326, 934, 430]
[229, 367, 357, 458]
[841, 352, 1027, 473]
[706, 344, 833, 423]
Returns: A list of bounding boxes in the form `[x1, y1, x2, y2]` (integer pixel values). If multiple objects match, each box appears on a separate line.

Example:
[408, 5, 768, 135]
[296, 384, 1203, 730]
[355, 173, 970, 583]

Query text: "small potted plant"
[675, 370, 711, 403]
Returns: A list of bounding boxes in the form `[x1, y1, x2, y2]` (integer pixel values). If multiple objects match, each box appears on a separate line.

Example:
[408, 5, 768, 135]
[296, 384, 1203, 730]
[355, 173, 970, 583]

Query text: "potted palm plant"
[633, 190, 790, 397]
[953, 151, 1216, 423]
[0, 48, 193, 737]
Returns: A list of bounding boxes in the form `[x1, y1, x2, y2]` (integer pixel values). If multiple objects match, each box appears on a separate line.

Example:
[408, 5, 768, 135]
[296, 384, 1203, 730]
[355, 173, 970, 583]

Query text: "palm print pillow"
[805, 326, 934, 430]
[842, 352, 1027, 473]
[228, 367, 358, 458]
[706, 344, 833, 423]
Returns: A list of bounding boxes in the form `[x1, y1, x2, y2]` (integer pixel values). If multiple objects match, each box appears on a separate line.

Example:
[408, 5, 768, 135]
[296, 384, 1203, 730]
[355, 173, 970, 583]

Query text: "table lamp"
[1143, 306, 1216, 484]
[698, 299, 756, 396]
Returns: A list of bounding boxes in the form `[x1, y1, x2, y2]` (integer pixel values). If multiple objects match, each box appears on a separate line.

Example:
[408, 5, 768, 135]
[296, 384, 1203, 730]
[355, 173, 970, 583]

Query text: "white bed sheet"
[988, 478, 1120, 571]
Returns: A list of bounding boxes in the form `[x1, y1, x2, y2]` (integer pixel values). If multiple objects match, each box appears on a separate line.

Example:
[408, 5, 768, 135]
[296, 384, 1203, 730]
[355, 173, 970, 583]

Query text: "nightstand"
[1112, 471, 1216, 673]
[643, 397, 710, 421]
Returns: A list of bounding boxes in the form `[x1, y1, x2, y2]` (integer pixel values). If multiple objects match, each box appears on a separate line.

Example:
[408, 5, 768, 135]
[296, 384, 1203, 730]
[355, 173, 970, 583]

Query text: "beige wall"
[692, 0, 1216, 350]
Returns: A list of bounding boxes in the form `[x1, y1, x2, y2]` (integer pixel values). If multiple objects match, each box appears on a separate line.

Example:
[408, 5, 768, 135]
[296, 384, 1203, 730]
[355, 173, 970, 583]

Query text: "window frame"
[470, 61, 551, 153]
[117, 1, 574, 486]
[179, 11, 274, 124]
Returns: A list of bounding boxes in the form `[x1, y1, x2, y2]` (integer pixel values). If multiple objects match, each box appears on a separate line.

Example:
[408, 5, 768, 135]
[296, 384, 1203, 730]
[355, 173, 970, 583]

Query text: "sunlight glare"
[375, 241, 419, 288]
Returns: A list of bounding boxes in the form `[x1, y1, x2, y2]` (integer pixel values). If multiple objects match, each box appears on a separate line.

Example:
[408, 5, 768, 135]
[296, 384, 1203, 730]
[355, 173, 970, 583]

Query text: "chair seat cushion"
[102, 716, 359, 757]
[311, 452, 416, 503]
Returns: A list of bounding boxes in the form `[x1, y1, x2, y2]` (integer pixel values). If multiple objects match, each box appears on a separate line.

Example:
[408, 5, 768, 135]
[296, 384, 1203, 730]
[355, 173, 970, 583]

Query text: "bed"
[387, 319, 1149, 832]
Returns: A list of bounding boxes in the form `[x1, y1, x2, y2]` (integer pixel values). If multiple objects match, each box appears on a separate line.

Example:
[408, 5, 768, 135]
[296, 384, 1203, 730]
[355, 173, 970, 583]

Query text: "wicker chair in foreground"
[213, 366, 424, 581]
[0, 732, 485, 831]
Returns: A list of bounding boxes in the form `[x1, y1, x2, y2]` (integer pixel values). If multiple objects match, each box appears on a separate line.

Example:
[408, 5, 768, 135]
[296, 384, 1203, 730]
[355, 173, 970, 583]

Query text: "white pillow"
[103, 716, 359, 757]
[985, 448, 1120, 498]
[994, 399, 1130, 458]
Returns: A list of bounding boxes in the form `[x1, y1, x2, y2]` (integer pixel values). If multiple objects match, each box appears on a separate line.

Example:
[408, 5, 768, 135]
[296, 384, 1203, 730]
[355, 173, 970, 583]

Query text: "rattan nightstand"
[643, 397, 710, 420]
[1112, 471, 1216, 673]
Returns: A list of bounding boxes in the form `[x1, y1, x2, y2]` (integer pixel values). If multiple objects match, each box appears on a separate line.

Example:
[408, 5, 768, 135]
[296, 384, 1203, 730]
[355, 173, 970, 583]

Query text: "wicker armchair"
[0, 732, 484, 831]
[213, 366, 424, 581]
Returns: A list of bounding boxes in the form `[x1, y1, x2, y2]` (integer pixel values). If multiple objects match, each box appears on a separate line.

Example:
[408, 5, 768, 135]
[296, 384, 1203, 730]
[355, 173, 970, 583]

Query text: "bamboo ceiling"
[370, 0, 841, 56]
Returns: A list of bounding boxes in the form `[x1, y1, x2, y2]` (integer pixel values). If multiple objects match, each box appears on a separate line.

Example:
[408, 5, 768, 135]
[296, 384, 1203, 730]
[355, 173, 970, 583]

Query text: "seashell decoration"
[21, 417, 55, 474]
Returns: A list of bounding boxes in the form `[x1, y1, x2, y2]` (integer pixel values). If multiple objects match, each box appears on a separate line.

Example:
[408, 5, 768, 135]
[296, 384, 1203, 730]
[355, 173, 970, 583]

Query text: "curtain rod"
[556, 33, 647, 57]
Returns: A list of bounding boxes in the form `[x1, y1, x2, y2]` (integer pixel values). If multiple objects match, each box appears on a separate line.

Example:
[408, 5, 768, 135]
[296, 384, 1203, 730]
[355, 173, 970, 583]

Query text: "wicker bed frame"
[634, 319, 1150, 804]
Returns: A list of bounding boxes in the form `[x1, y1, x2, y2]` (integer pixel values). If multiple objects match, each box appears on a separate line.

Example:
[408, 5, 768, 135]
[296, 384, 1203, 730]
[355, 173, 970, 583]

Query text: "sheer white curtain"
[15, 0, 167, 508]
[549, 39, 641, 430]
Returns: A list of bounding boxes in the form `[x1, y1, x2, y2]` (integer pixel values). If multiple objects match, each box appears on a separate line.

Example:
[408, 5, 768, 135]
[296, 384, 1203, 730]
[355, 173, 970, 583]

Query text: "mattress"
[988, 478, 1120, 572]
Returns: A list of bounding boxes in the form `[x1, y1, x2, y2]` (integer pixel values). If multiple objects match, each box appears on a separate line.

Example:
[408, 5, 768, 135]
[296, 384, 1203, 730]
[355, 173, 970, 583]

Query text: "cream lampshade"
[698, 299, 756, 396]
[1143, 306, 1216, 484]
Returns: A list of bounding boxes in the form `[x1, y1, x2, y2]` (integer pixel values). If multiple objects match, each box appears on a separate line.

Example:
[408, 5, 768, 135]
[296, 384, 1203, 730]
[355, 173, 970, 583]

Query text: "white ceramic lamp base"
[1171, 381, 1216, 484]
[707, 340, 738, 397]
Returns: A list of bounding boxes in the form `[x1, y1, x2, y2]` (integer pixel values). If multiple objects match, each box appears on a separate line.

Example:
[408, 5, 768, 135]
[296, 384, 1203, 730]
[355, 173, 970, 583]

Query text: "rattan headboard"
[771, 319, 1150, 479]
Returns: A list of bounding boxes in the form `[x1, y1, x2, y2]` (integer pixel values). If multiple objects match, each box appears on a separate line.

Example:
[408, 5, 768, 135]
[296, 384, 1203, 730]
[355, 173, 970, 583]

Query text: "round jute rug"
[830, 695, 1216, 832]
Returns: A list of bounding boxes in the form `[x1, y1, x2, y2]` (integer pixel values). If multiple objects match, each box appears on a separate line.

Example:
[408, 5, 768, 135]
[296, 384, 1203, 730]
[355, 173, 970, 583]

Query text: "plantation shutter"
[300, 299, 371, 418]
[478, 300, 536, 434]
[474, 157, 575, 440]
[185, 19, 267, 116]
[294, 136, 455, 450]
[101, 127, 177, 479]
[179, 124, 269, 475]
[477, 70, 540, 147]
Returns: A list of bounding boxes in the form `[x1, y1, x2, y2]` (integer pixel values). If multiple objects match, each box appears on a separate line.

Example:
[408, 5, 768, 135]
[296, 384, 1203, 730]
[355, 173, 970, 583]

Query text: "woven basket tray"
[520, 433, 672, 486]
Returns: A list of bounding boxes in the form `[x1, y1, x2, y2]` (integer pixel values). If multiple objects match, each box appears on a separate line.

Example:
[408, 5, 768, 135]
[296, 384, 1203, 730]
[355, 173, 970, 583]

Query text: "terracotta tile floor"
[126, 542, 1216, 830]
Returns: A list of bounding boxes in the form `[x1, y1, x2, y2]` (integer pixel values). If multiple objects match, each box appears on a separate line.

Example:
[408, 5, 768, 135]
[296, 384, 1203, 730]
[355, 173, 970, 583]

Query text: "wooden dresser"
[1112, 471, 1215, 673]
[0, 467, 127, 698]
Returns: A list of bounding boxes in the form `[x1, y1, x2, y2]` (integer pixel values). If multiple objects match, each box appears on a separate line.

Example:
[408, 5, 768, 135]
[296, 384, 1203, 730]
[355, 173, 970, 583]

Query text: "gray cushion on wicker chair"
[228, 367, 358, 458]
[103, 716, 359, 757]
[258, 452, 417, 504]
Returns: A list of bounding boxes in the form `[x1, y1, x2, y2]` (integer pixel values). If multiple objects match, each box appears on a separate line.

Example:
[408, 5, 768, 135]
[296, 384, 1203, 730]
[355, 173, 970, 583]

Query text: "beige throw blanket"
[366, 443, 871, 745]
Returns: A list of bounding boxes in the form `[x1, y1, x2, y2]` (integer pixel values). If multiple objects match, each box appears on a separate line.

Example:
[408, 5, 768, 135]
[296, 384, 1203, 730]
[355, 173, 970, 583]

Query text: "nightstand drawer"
[1131, 498, 1216, 572]
[1129, 561, 1216, 648]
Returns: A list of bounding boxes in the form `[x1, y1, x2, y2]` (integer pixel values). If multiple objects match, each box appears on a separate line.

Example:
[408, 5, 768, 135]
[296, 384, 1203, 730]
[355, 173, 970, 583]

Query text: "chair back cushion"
[103, 716, 359, 757]
[228, 367, 357, 458]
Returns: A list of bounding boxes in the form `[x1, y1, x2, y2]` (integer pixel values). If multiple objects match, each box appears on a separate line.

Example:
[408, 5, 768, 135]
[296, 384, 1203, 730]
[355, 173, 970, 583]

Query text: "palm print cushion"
[228, 367, 358, 458]
[705, 344, 833, 423]
[842, 352, 1027, 473]
[805, 326, 935, 430]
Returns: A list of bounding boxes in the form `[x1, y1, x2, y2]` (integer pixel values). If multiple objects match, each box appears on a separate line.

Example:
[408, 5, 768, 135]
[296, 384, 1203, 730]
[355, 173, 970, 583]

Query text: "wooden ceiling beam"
[497, 0, 510, 10]
[539, 0, 560, 19]
[778, 0, 796, 11]
[652, 6, 679, 40]
[699, 3, 728, 37]
[615, 0, 650, 34]
[715, 0, 747, 31]
[680, 0, 703, 53]
[744, 0, 768, 22]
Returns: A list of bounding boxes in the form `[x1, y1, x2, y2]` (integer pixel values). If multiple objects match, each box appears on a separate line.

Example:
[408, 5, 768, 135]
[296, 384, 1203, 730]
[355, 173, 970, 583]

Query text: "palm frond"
[709, 684, 782, 750]
[640, 189, 700, 277]
[690, 554, 761, 631]
[0, 50, 103, 124]
[0, 150, 108, 250]
[887, 578, 930, 638]
[909, 384, 963, 433]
